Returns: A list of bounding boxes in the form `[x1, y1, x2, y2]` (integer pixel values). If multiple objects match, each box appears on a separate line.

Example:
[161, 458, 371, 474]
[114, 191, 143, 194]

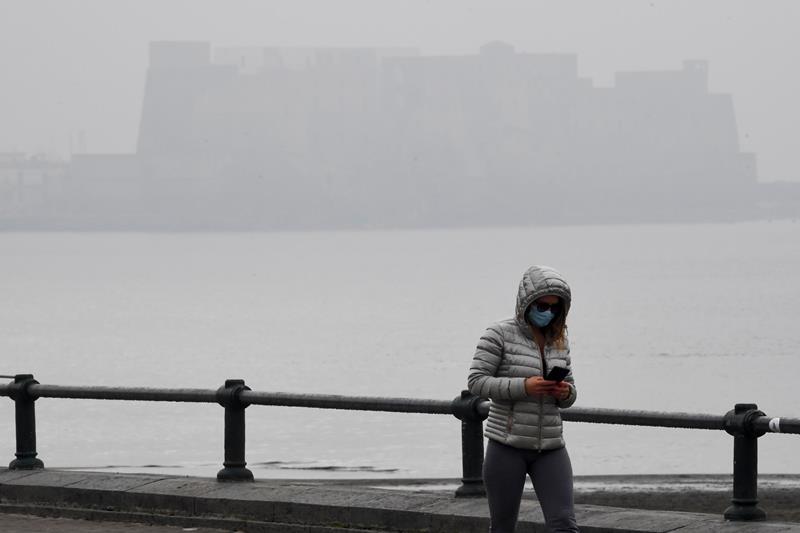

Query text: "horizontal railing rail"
[9, 383, 800, 431]
[24, 385, 219, 403]
[239, 391, 455, 414]
[2, 374, 799, 522]
[561, 407, 727, 430]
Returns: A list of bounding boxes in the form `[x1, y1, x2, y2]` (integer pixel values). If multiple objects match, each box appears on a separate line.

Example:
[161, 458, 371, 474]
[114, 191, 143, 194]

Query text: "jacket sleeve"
[556, 341, 577, 408]
[467, 325, 529, 401]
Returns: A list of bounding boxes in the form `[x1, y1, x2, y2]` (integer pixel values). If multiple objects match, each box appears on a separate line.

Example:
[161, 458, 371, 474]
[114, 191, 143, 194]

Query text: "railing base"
[454, 478, 486, 498]
[9, 457, 44, 470]
[216, 466, 254, 482]
[724, 501, 767, 521]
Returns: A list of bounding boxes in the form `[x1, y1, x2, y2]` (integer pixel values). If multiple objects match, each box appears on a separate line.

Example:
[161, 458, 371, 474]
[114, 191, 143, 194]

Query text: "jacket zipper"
[537, 342, 546, 447]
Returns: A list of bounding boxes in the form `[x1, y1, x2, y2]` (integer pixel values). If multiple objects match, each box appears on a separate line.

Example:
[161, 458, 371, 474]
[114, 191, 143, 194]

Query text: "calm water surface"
[1, 221, 799, 478]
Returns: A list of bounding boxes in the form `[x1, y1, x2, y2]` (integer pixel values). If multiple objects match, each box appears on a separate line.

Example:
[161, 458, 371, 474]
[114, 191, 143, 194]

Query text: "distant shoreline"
[0, 214, 798, 233]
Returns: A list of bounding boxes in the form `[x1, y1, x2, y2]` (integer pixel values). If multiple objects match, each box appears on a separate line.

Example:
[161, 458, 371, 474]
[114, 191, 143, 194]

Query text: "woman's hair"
[526, 300, 569, 349]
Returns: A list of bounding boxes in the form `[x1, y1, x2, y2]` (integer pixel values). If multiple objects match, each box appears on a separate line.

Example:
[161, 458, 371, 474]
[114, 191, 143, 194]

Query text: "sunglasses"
[532, 301, 561, 313]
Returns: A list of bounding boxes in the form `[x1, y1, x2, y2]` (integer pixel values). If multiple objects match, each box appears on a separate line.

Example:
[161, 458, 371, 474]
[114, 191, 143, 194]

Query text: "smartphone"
[544, 366, 569, 382]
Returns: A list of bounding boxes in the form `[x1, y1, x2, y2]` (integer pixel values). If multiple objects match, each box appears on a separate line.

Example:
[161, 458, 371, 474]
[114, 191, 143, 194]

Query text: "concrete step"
[1, 504, 394, 533]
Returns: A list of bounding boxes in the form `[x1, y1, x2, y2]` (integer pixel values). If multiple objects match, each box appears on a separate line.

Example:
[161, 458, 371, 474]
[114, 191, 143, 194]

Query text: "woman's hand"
[524, 376, 558, 396]
[524, 377, 571, 400]
[552, 381, 571, 401]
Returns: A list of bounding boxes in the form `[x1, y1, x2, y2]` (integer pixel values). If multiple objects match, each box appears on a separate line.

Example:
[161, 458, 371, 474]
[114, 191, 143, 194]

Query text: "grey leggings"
[483, 440, 579, 533]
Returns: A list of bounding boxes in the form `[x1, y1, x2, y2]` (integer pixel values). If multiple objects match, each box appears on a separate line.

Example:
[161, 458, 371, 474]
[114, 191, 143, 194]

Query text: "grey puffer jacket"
[468, 265, 576, 451]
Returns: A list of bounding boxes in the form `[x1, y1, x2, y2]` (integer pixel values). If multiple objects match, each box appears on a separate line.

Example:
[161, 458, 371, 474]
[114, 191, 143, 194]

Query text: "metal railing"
[2, 373, 800, 522]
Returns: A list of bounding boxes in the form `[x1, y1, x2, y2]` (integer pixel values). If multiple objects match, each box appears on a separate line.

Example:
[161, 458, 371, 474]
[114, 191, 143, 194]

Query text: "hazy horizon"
[1, 0, 798, 182]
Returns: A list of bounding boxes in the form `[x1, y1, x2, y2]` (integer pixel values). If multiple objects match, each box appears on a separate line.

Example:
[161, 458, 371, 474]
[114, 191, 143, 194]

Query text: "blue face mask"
[527, 307, 555, 328]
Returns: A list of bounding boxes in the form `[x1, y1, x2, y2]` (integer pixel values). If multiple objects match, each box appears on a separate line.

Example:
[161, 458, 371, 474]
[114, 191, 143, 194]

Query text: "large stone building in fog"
[2, 41, 761, 229]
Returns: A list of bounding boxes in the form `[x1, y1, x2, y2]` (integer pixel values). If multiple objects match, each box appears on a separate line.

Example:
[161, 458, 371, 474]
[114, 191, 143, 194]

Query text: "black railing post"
[8, 374, 45, 470]
[216, 379, 254, 481]
[451, 390, 488, 498]
[723, 403, 767, 521]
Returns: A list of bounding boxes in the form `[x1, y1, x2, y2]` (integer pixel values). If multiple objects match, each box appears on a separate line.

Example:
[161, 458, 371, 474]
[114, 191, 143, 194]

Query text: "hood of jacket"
[514, 265, 572, 329]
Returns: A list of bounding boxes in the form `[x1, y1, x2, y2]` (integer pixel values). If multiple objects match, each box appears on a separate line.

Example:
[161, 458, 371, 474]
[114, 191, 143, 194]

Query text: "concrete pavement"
[3, 469, 800, 533]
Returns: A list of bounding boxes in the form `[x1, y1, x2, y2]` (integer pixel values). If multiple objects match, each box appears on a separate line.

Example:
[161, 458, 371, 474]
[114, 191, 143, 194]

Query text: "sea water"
[1, 221, 799, 478]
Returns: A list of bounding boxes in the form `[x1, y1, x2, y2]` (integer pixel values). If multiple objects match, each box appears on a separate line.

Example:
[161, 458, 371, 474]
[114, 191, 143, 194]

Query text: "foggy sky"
[1, 0, 798, 182]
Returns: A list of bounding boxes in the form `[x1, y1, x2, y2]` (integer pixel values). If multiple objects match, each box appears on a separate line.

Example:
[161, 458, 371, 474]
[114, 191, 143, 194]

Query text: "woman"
[468, 265, 578, 533]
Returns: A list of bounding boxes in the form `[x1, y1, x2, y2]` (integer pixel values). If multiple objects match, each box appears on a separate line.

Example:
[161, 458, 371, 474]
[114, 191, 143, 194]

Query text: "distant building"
[4, 41, 774, 230]
[0, 153, 67, 223]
